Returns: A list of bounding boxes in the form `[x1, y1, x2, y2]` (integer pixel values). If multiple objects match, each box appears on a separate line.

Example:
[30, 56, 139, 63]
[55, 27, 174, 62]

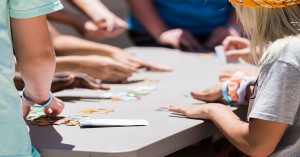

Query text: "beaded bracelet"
[21, 88, 53, 108]
[222, 80, 233, 104]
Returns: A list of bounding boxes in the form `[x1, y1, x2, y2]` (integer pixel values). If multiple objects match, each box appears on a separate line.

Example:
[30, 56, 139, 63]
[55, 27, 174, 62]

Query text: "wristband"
[222, 80, 233, 104]
[21, 88, 53, 108]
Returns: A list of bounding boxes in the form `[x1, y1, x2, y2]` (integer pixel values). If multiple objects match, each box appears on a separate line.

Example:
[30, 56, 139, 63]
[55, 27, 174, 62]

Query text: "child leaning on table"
[0, 0, 64, 156]
[169, 0, 300, 156]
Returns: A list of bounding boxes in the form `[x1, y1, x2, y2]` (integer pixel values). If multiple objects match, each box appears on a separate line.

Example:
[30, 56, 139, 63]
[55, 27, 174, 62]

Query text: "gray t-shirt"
[248, 37, 300, 157]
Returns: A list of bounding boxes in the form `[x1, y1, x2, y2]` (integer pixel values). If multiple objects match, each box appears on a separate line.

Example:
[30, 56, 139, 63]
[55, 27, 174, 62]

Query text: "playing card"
[79, 119, 149, 127]
[214, 45, 227, 64]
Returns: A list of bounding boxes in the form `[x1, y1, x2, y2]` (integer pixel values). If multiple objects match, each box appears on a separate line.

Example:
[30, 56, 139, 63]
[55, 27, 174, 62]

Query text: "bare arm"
[170, 104, 288, 156]
[126, 0, 168, 39]
[209, 104, 287, 156]
[71, 0, 127, 34]
[72, 0, 114, 22]
[47, 9, 89, 33]
[48, 23, 117, 57]
[12, 15, 55, 103]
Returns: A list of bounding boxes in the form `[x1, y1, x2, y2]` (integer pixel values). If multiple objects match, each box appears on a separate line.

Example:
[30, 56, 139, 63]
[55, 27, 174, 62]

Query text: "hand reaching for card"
[43, 97, 65, 117]
[190, 83, 223, 103]
[22, 96, 65, 118]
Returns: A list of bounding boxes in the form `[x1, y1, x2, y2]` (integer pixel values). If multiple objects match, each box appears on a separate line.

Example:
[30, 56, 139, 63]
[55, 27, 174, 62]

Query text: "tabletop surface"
[29, 47, 247, 157]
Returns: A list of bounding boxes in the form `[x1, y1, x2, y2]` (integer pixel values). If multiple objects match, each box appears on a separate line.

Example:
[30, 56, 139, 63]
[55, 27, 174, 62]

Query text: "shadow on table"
[28, 121, 75, 151]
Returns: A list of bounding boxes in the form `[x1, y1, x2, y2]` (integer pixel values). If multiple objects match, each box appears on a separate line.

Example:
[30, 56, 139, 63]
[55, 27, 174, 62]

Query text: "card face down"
[79, 119, 149, 127]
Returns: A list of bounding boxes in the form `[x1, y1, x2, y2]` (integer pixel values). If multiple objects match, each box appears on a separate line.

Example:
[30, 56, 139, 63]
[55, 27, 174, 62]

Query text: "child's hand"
[222, 36, 252, 63]
[158, 29, 204, 52]
[110, 48, 172, 72]
[51, 72, 110, 92]
[168, 103, 220, 119]
[44, 97, 64, 117]
[191, 83, 223, 103]
[22, 99, 31, 118]
[22, 96, 64, 118]
[204, 26, 240, 50]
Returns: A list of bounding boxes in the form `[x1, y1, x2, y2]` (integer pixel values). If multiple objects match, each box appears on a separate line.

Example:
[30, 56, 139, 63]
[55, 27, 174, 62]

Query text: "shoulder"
[278, 36, 300, 70]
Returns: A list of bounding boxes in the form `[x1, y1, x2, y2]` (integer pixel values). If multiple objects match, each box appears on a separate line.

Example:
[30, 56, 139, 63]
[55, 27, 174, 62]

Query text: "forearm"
[72, 0, 113, 21]
[55, 56, 83, 73]
[47, 10, 86, 31]
[208, 104, 263, 156]
[12, 16, 55, 103]
[17, 47, 55, 102]
[53, 35, 117, 57]
[126, 0, 168, 39]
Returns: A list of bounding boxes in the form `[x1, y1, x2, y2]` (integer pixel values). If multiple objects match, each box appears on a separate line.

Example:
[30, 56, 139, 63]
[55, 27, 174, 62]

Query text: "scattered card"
[79, 108, 114, 114]
[183, 92, 192, 98]
[79, 119, 149, 127]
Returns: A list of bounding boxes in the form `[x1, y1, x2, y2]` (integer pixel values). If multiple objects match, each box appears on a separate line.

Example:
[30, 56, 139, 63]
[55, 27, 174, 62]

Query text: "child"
[0, 0, 64, 156]
[169, 0, 300, 156]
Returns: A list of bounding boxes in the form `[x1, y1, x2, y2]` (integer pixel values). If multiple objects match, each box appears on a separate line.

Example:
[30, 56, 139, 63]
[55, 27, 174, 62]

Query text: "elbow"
[245, 144, 275, 157]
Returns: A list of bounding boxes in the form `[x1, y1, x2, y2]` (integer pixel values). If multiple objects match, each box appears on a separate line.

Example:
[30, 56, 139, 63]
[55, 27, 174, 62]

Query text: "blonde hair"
[234, 4, 300, 65]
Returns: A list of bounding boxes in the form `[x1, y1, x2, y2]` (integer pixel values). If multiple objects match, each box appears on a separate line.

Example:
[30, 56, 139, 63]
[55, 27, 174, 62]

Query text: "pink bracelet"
[228, 71, 245, 102]
[227, 71, 257, 105]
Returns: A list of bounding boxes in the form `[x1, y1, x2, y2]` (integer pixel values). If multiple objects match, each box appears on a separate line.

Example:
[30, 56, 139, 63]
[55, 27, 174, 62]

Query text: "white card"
[79, 119, 149, 127]
[214, 45, 227, 64]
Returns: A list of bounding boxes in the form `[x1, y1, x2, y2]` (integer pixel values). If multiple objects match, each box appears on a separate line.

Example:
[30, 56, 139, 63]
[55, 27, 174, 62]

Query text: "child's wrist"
[23, 88, 52, 104]
[206, 103, 225, 119]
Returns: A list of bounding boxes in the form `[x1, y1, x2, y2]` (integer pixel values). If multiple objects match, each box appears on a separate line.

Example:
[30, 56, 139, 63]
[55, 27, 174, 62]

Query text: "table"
[29, 47, 248, 157]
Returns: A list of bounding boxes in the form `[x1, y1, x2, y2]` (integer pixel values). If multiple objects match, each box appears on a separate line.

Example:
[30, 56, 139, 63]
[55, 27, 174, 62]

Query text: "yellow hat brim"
[230, 0, 300, 8]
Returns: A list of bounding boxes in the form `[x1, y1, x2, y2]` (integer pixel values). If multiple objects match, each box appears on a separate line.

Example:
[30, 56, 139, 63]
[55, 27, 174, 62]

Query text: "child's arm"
[12, 15, 54, 102]
[71, 0, 127, 30]
[49, 23, 171, 72]
[12, 15, 64, 116]
[169, 104, 288, 156]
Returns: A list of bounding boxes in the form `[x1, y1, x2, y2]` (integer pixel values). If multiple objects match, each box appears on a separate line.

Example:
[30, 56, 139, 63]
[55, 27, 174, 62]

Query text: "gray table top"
[29, 47, 248, 157]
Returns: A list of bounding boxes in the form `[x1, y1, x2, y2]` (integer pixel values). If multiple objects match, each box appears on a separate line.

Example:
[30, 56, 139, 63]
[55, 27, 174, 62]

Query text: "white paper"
[214, 45, 227, 64]
[79, 119, 149, 127]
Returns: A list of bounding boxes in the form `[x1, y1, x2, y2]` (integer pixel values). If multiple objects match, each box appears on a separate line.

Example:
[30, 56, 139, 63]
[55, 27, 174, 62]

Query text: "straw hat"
[230, 0, 300, 8]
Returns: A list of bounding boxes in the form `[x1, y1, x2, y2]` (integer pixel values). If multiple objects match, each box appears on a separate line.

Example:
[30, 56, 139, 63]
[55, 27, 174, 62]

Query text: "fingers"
[180, 31, 203, 51]
[110, 69, 132, 80]
[51, 75, 75, 92]
[190, 91, 207, 101]
[44, 97, 64, 117]
[101, 67, 132, 83]
[136, 60, 172, 72]
[168, 106, 186, 115]
[225, 49, 249, 60]
[77, 74, 110, 90]
[116, 57, 140, 70]
[219, 70, 235, 82]
[99, 84, 110, 90]
[21, 99, 31, 118]
[191, 84, 223, 102]
[110, 61, 137, 74]
[222, 36, 250, 51]
[222, 36, 237, 51]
